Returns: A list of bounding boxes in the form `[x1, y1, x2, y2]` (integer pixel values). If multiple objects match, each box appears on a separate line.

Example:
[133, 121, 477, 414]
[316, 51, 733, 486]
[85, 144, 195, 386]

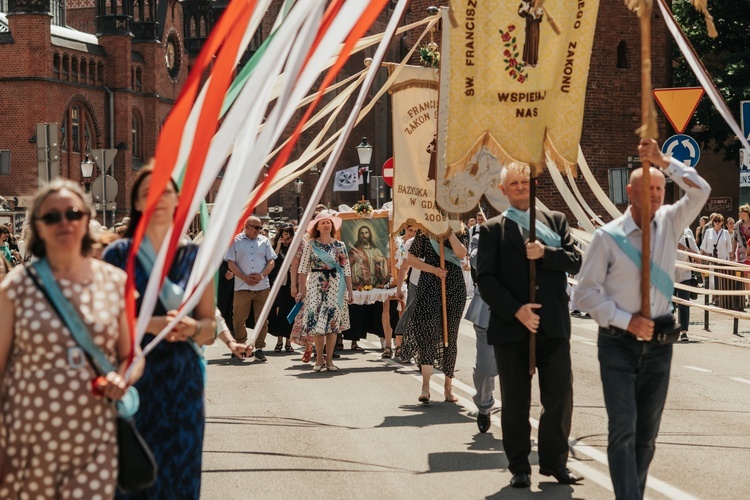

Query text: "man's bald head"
[626, 166, 666, 226]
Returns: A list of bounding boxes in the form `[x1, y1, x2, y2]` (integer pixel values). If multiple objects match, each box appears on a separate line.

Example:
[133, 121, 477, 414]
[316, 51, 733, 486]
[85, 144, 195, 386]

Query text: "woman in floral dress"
[297, 211, 353, 372]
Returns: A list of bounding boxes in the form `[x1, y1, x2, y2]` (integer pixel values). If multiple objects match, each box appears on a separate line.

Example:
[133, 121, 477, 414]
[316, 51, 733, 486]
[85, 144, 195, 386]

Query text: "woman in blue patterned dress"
[297, 211, 353, 372]
[103, 167, 215, 499]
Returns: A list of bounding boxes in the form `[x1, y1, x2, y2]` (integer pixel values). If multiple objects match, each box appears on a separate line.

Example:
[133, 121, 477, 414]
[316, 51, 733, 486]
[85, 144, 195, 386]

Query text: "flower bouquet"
[352, 200, 373, 217]
[419, 41, 440, 69]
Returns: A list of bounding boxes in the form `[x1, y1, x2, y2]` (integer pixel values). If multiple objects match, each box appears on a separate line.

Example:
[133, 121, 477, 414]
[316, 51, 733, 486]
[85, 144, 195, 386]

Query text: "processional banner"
[390, 64, 450, 236]
[436, 0, 600, 214]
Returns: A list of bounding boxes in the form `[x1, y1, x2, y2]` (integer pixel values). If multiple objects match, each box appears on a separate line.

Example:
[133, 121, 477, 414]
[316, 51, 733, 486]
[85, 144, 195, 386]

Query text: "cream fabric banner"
[390, 65, 450, 237]
[436, 0, 600, 214]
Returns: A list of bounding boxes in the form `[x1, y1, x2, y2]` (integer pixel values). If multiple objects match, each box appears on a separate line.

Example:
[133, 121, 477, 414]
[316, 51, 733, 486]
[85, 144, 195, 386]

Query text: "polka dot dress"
[0, 260, 126, 499]
[400, 232, 468, 378]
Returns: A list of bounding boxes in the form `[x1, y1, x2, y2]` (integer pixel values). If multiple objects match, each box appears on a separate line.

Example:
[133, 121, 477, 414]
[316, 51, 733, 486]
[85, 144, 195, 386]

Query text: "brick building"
[0, 1, 731, 232]
[0, 0, 217, 230]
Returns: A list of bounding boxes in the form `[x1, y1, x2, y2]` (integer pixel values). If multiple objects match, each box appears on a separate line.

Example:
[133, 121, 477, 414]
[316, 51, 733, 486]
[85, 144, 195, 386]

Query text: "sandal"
[285, 344, 295, 353]
[301, 350, 312, 363]
[381, 346, 392, 359]
[274, 342, 283, 353]
[351, 342, 365, 352]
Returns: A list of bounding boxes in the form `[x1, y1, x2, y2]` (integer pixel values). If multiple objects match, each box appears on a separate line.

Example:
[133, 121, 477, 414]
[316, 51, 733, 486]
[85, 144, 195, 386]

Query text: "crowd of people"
[0, 137, 720, 498]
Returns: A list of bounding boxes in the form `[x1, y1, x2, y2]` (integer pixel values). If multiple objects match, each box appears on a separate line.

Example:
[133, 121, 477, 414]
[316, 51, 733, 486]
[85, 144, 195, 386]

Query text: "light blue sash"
[503, 207, 562, 248]
[31, 258, 140, 418]
[599, 225, 675, 301]
[137, 237, 184, 311]
[135, 238, 206, 383]
[311, 242, 346, 306]
[429, 239, 463, 267]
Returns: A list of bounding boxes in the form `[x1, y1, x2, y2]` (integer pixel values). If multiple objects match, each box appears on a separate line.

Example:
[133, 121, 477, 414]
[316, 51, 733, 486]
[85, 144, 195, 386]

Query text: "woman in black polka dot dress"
[400, 229, 468, 404]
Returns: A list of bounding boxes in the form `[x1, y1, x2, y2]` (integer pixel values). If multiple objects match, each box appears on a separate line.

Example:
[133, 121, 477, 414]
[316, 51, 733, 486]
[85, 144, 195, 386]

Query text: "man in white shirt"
[225, 215, 277, 361]
[468, 211, 485, 240]
[576, 138, 711, 499]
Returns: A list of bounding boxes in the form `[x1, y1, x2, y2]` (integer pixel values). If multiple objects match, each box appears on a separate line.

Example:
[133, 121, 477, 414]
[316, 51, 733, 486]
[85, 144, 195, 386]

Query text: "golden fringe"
[392, 218, 453, 240]
[388, 79, 439, 95]
[544, 135, 578, 177]
[691, 0, 718, 38]
[444, 132, 524, 179]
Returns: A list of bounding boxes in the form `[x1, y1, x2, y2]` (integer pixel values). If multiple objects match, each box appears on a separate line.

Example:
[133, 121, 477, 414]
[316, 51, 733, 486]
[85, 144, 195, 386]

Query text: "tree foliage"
[672, 0, 750, 161]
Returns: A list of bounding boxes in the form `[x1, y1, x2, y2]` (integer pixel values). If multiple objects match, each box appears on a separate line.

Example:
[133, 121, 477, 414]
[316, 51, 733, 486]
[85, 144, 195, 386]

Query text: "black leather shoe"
[510, 472, 531, 488]
[477, 412, 491, 433]
[539, 467, 583, 484]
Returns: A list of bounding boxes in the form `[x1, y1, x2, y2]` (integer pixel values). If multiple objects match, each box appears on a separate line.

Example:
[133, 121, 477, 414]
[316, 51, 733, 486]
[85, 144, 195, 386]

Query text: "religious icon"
[518, 1, 544, 67]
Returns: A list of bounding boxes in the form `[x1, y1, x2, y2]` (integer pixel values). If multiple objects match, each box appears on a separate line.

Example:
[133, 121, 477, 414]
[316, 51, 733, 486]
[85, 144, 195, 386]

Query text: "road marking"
[581, 341, 597, 347]
[683, 365, 712, 373]
[361, 338, 698, 499]
[730, 377, 750, 385]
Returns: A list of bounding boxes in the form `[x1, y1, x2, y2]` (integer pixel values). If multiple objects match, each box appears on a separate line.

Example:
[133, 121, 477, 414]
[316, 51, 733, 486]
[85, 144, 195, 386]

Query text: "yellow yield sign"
[652, 87, 705, 134]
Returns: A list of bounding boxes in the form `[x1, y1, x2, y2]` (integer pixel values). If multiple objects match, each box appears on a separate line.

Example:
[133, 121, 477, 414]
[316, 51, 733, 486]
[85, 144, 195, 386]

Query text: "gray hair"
[500, 162, 531, 187]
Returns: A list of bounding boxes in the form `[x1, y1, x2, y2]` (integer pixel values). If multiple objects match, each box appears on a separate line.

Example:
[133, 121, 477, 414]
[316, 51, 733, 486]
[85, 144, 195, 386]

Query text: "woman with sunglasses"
[103, 167, 215, 500]
[0, 179, 143, 498]
[268, 224, 296, 352]
[700, 213, 732, 304]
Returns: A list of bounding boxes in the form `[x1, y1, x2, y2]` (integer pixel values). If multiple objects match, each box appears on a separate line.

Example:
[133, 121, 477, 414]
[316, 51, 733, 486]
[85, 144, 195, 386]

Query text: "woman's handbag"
[688, 277, 699, 300]
[27, 260, 157, 493]
[116, 417, 158, 492]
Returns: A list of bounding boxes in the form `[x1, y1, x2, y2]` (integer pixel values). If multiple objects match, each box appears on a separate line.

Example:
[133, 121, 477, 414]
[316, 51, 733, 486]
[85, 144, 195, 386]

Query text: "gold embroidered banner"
[436, 0, 600, 214]
[390, 65, 450, 237]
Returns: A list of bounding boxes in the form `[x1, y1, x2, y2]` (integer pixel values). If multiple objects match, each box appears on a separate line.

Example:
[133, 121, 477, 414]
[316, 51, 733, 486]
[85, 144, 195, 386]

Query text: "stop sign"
[382, 157, 394, 187]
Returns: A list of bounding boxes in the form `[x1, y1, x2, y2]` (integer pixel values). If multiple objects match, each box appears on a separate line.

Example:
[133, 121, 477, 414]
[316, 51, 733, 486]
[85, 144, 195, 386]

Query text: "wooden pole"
[528, 175, 537, 375]
[439, 239, 449, 347]
[640, 2, 653, 319]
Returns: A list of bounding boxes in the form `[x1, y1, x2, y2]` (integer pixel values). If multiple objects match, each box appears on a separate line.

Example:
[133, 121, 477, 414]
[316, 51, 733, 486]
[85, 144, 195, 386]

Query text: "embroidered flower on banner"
[499, 25, 528, 82]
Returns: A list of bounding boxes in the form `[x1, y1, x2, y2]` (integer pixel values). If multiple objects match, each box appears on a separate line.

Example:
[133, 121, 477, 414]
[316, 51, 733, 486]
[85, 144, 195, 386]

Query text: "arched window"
[616, 41, 629, 69]
[63, 103, 96, 154]
[81, 58, 88, 83]
[199, 16, 206, 37]
[53, 53, 61, 79]
[71, 56, 79, 82]
[60, 112, 67, 151]
[97, 62, 104, 85]
[132, 110, 143, 161]
[135, 67, 143, 92]
[89, 60, 96, 84]
[62, 54, 69, 80]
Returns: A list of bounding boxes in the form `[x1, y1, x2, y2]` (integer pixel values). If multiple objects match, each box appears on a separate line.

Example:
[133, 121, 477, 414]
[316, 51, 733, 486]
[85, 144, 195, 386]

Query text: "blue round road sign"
[661, 134, 700, 167]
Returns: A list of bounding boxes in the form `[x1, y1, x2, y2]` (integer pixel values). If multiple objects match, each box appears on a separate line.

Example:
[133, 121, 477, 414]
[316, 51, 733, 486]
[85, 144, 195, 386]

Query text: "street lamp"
[293, 177, 303, 223]
[356, 137, 373, 200]
[80, 154, 94, 192]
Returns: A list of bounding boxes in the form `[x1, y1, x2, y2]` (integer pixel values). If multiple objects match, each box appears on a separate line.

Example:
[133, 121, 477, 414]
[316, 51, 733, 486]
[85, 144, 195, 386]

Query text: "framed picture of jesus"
[337, 212, 394, 290]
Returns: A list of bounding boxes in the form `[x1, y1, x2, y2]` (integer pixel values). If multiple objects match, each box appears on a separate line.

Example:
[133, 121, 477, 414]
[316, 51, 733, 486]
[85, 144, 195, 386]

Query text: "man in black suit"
[476, 163, 582, 488]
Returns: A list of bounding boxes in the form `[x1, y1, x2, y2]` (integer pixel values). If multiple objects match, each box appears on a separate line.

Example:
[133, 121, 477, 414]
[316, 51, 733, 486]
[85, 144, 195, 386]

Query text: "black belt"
[599, 314, 680, 346]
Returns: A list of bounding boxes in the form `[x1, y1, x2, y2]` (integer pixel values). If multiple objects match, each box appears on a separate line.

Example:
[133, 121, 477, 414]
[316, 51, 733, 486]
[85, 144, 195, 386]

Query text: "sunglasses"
[246, 224, 262, 230]
[35, 207, 87, 225]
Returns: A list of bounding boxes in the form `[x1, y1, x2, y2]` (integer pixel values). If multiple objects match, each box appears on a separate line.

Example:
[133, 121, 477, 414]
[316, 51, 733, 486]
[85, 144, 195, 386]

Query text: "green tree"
[672, 0, 750, 161]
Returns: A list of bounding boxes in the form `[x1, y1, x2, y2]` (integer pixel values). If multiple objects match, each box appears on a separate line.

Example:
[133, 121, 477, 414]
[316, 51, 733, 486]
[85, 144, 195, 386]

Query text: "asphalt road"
[200, 308, 750, 499]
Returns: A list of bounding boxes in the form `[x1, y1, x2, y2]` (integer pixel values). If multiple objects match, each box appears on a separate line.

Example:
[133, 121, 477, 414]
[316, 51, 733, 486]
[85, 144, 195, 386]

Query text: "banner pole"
[529, 174, 537, 375]
[440, 239, 449, 347]
[639, 1, 654, 320]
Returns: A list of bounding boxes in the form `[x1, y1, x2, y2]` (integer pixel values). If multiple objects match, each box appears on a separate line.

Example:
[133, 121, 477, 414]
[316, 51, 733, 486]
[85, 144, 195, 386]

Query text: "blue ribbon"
[429, 239, 463, 267]
[600, 225, 675, 302]
[137, 237, 185, 312]
[503, 207, 562, 248]
[32, 258, 140, 418]
[311, 242, 346, 306]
